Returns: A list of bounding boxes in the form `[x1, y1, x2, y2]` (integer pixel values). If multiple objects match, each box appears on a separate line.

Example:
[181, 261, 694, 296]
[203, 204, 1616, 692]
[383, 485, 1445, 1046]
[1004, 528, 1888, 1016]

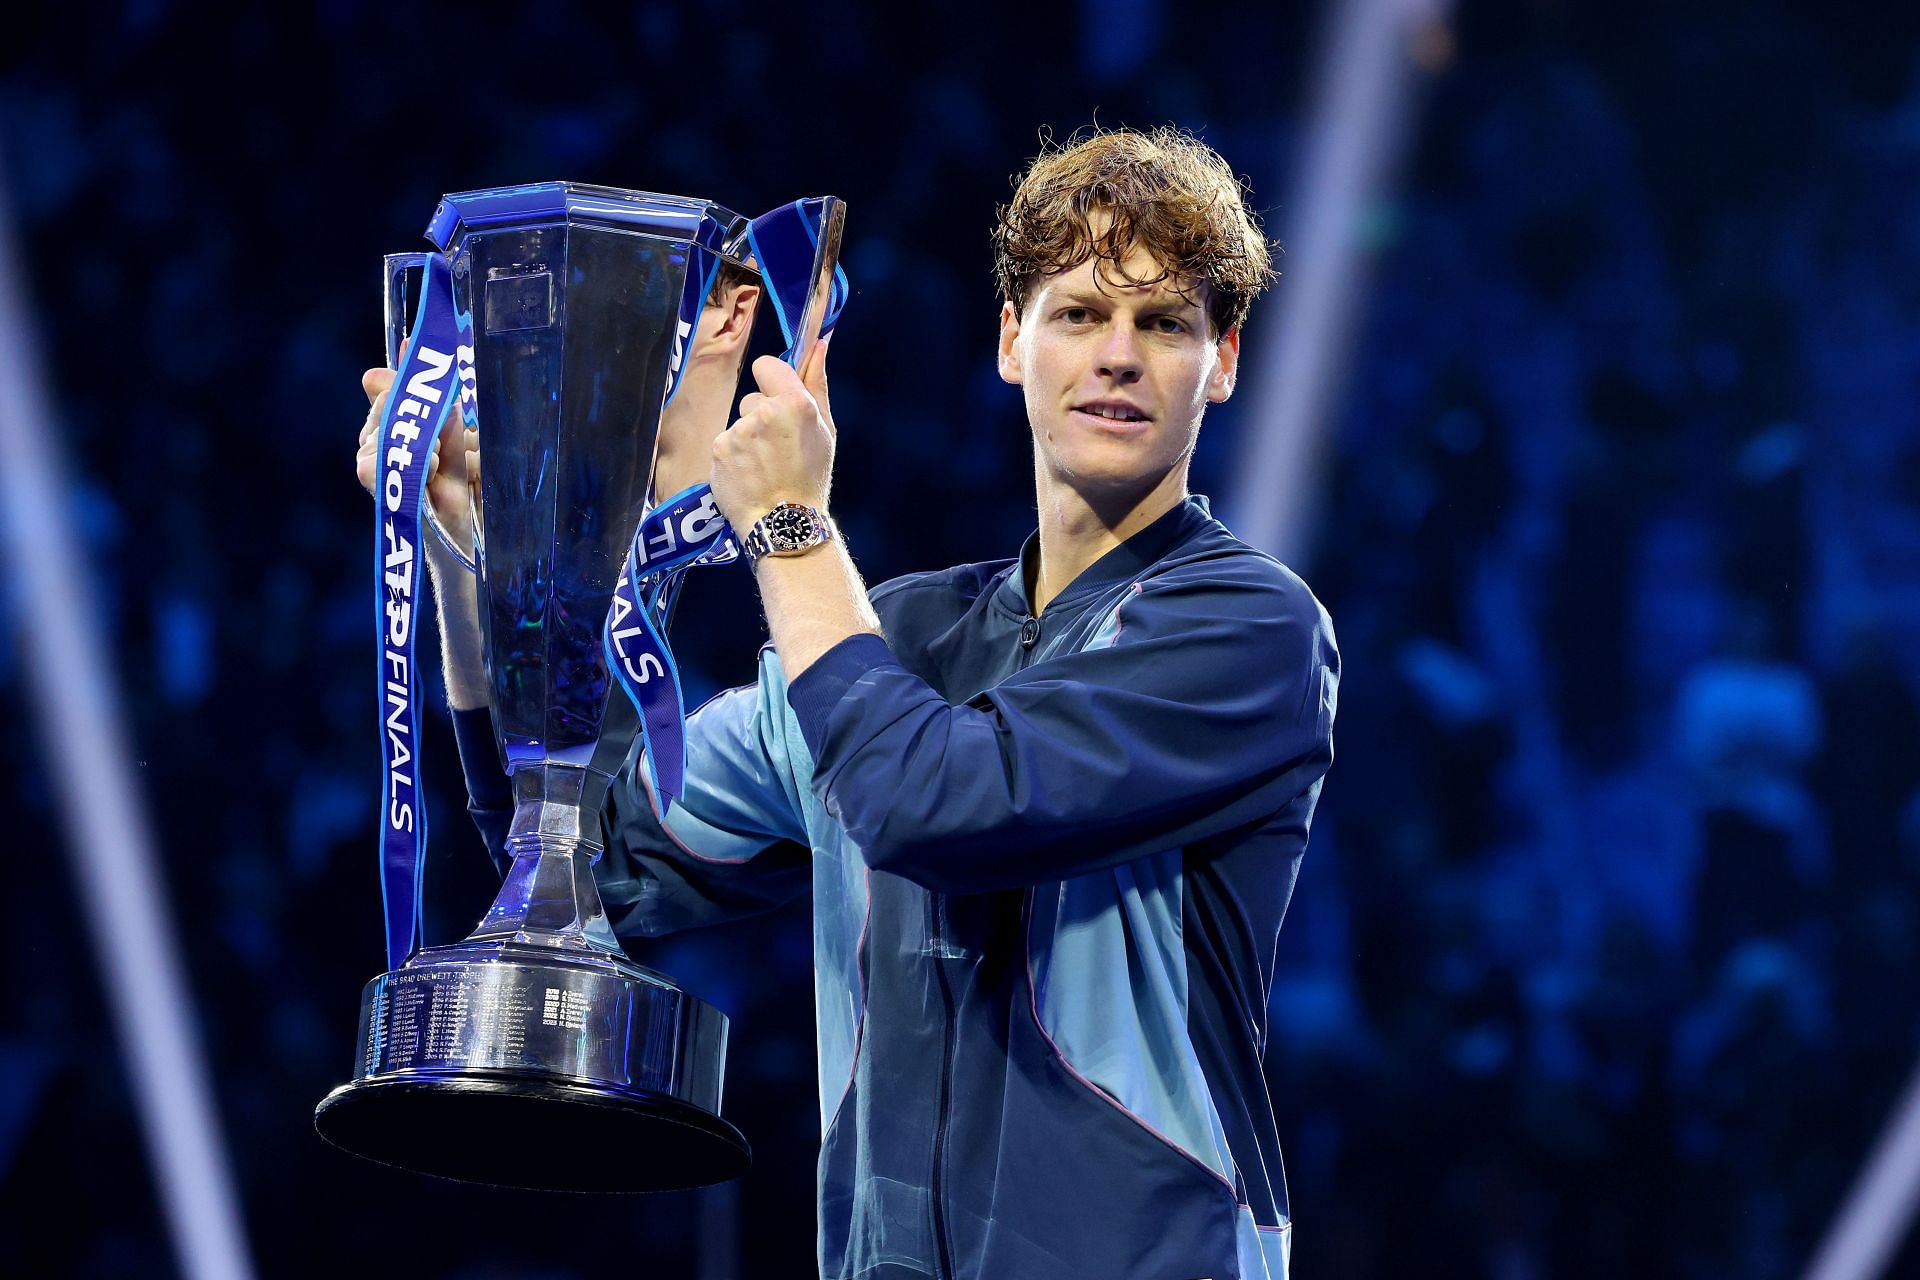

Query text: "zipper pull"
[1020, 617, 1040, 652]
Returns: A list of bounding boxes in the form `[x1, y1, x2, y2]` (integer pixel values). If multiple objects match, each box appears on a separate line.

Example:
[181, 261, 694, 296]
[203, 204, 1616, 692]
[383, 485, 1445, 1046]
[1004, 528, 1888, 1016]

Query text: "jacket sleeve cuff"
[786, 632, 900, 761]
[452, 705, 513, 813]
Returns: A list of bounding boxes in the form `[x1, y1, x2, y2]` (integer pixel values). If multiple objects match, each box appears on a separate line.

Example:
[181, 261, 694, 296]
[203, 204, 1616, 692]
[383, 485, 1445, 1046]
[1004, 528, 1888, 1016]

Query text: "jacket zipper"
[928, 947, 958, 1280]
[926, 615, 1041, 1277]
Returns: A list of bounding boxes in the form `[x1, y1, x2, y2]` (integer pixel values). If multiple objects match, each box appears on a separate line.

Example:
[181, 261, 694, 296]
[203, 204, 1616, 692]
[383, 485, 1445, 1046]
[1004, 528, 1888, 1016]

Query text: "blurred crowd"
[2, 1, 1917, 1277]
[1286, 5, 1920, 1274]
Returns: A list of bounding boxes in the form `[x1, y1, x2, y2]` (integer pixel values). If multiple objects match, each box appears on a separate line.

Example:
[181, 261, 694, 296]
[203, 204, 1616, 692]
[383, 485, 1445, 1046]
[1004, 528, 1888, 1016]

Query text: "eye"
[1146, 314, 1188, 335]
[1059, 306, 1095, 325]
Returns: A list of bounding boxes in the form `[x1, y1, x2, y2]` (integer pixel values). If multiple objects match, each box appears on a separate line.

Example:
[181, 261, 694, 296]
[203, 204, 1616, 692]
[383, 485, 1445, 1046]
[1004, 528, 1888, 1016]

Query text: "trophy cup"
[314, 183, 845, 1193]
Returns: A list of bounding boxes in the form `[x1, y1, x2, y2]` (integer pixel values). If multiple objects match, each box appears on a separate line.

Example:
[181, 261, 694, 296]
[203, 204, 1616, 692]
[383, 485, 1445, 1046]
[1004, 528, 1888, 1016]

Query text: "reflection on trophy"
[314, 183, 844, 1193]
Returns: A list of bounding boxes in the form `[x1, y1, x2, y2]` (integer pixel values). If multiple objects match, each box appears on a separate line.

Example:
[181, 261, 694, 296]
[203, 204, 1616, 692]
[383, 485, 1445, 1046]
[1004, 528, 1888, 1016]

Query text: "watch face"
[765, 504, 817, 552]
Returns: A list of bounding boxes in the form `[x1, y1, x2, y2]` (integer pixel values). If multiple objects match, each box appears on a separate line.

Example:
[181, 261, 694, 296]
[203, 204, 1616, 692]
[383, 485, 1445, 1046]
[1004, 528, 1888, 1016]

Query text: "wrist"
[425, 547, 488, 712]
[424, 534, 473, 585]
[740, 500, 836, 567]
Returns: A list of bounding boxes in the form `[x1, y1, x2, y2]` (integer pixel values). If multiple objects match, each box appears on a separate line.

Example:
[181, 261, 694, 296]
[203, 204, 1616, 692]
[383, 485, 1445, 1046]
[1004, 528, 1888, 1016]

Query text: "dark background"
[4, 0, 1919, 1275]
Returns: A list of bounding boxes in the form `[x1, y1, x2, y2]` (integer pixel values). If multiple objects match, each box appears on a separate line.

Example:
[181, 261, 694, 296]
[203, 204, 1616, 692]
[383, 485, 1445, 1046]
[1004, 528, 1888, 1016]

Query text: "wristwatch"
[740, 502, 836, 565]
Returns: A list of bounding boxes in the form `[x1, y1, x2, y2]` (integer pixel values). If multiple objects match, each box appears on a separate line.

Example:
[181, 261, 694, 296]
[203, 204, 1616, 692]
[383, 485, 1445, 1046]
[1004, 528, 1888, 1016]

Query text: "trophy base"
[314, 1072, 750, 1193]
[313, 941, 748, 1193]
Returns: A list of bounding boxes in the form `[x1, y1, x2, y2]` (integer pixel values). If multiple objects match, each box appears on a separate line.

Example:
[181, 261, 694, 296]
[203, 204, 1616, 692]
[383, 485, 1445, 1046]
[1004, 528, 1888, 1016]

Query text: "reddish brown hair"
[992, 126, 1275, 335]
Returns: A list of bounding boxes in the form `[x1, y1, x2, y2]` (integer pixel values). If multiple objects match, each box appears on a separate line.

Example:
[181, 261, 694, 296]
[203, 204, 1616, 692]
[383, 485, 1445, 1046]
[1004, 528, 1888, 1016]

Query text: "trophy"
[314, 183, 845, 1193]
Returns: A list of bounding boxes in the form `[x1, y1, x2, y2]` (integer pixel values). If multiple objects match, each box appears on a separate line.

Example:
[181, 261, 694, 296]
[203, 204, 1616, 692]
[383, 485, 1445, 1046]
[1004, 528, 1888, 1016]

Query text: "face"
[997, 242, 1239, 505]
[653, 281, 760, 496]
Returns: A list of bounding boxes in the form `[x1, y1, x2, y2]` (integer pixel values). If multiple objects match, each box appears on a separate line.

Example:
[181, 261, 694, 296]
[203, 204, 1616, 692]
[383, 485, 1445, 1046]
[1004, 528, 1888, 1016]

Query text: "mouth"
[1070, 401, 1152, 429]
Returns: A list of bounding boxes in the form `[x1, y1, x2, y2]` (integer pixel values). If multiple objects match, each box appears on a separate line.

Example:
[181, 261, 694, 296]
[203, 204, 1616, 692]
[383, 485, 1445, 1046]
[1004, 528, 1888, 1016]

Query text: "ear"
[709, 284, 760, 356]
[997, 301, 1024, 386]
[1206, 326, 1240, 403]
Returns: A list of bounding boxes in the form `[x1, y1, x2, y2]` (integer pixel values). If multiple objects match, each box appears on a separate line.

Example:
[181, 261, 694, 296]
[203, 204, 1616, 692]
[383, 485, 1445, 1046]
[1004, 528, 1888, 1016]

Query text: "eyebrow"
[1054, 286, 1204, 315]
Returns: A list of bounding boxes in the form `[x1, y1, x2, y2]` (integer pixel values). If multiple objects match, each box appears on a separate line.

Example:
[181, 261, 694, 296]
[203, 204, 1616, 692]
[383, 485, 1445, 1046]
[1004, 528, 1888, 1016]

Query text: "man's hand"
[355, 364, 478, 549]
[354, 363, 490, 710]
[709, 345, 835, 534]
[711, 339, 881, 678]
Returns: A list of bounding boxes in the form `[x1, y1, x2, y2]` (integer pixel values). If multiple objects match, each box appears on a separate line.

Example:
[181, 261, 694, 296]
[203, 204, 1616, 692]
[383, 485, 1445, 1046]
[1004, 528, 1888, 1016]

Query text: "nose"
[1094, 322, 1144, 383]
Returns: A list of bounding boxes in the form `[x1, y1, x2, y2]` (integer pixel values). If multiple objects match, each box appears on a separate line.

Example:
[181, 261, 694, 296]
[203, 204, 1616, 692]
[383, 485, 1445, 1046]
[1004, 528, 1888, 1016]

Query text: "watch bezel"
[764, 504, 818, 552]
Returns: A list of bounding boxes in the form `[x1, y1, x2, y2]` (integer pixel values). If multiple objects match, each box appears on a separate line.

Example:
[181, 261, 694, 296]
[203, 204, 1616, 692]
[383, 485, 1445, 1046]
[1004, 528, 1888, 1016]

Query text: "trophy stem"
[464, 763, 622, 955]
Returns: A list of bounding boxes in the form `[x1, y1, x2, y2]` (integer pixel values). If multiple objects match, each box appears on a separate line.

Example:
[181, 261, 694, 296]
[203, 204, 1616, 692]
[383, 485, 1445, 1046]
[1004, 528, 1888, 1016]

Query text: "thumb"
[752, 352, 805, 398]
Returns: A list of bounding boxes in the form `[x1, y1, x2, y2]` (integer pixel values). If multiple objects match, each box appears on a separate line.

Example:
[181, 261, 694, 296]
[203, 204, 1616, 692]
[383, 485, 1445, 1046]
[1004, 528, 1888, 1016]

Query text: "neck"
[1029, 464, 1189, 616]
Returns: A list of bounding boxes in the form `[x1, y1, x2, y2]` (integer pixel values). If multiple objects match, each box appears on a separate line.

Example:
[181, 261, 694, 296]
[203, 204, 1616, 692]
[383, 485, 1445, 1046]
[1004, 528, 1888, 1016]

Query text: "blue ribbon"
[747, 197, 851, 354]
[604, 484, 731, 804]
[373, 255, 467, 970]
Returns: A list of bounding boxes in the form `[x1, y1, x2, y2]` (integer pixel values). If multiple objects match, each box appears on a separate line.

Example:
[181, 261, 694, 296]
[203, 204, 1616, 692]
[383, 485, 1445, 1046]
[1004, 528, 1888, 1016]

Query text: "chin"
[1037, 420, 1188, 494]
[1051, 455, 1179, 498]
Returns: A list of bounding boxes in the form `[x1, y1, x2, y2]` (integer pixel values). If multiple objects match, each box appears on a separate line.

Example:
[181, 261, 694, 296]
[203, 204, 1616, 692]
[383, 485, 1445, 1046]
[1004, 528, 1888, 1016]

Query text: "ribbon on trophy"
[605, 197, 849, 809]
[372, 254, 473, 970]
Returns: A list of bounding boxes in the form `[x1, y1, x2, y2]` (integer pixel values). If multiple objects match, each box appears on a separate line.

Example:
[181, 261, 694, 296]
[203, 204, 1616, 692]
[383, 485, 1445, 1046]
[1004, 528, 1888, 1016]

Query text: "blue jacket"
[455, 497, 1338, 1279]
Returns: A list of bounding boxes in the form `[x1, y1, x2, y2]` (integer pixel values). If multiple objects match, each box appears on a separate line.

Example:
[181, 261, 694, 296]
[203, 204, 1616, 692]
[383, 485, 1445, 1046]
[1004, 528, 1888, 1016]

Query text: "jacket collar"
[995, 495, 1217, 621]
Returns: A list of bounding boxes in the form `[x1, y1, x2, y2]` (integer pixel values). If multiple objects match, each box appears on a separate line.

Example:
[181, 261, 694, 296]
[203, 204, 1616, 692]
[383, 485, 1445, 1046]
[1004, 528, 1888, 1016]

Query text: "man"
[359, 127, 1337, 1280]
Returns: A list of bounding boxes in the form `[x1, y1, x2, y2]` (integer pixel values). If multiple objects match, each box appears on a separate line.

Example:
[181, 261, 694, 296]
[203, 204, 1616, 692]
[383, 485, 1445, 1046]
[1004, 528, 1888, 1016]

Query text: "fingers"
[428, 419, 474, 484]
[359, 363, 475, 504]
[741, 352, 832, 435]
[359, 383, 392, 448]
[740, 335, 830, 418]
[357, 377, 390, 498]
[363, 366, 395, 404]
[733, 378, 807, 434]
[355, 425, 378, 496]
[435, 415, 467, 458]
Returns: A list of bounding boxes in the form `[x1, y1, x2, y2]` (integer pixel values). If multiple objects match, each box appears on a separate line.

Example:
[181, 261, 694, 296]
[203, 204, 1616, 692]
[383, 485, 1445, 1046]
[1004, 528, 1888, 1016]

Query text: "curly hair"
[992, 126, 1276, 335]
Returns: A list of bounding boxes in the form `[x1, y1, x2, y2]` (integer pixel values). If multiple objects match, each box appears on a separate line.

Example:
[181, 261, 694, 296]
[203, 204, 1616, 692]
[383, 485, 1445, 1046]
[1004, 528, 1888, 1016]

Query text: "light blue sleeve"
[595, 648, 816, 937]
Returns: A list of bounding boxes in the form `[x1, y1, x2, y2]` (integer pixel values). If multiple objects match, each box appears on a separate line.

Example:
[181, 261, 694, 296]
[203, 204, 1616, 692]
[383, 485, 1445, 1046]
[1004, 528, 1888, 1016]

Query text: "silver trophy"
[314, 183, 844, 1192]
